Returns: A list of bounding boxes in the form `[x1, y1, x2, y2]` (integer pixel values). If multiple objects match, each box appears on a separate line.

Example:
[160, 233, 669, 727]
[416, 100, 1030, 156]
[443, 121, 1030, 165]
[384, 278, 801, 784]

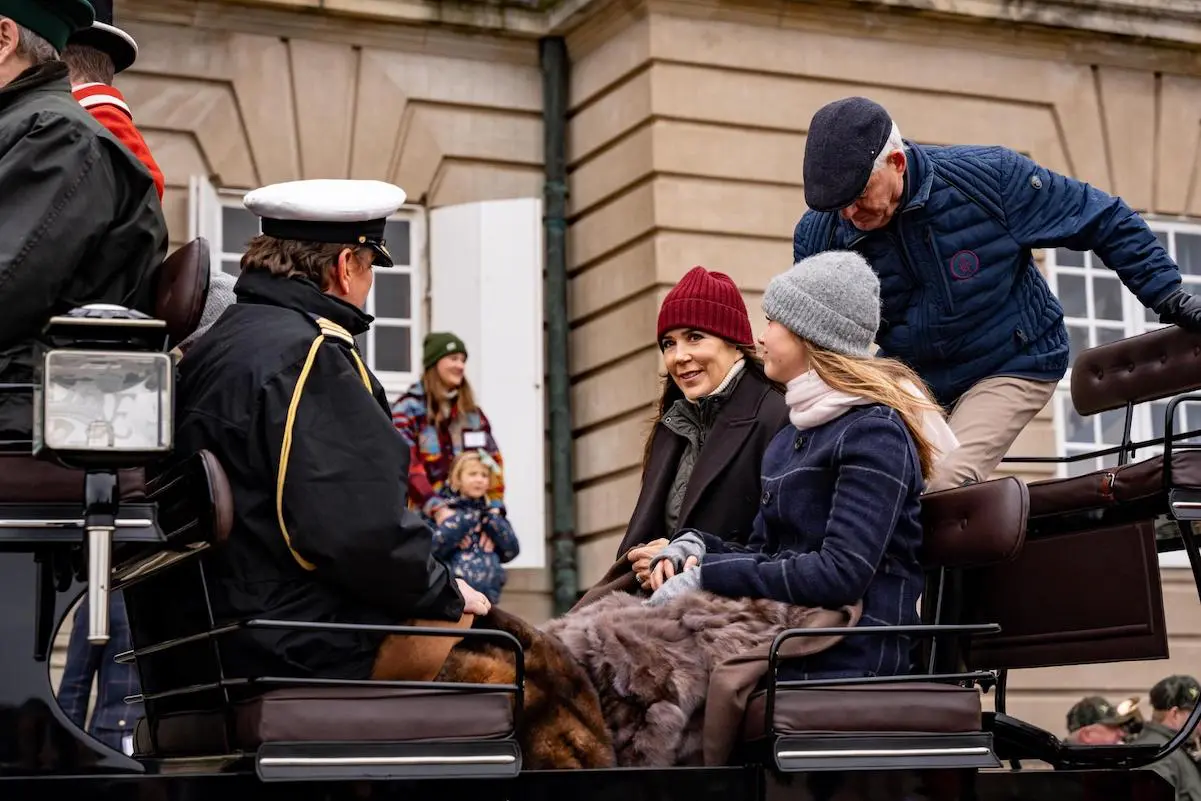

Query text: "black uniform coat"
[175, 270, 464, 680]
[615, 369, 790, 557]
[0, 62, 166, 440]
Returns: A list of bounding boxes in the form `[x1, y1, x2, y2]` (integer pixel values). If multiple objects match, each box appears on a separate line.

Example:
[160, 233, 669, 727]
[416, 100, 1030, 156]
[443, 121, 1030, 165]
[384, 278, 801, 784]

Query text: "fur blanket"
[440, 591, 860, 769]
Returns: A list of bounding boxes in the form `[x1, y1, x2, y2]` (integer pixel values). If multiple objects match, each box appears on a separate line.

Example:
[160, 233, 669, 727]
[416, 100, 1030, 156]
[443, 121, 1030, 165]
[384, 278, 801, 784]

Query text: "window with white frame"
[188, 177, 423, 396]
[1048, 221, 1201, 565]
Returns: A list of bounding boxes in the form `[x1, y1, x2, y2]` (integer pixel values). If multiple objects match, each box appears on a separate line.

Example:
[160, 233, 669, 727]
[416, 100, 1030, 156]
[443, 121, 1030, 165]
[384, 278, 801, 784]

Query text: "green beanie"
[0, 0, 95, 53]
[423, 331, 467, 371]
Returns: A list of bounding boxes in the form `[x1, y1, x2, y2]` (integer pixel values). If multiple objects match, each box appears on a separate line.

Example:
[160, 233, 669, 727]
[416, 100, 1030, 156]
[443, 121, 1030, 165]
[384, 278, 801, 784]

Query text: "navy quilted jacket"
[793, 142, 1183, 407]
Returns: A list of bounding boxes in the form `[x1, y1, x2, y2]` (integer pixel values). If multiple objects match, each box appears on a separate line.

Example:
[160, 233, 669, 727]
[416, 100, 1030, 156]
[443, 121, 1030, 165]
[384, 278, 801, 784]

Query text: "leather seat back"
[1071, 324, 1201, 415]
[920, 476, 1028, 569]
[155, 239, 211, 347]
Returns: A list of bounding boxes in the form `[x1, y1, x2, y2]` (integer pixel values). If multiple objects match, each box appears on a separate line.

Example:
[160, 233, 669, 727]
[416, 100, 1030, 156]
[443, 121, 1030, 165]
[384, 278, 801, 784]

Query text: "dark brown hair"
[61, 43, 114, 85]
[422, 365, 478, 426]
[640, 343, 778, 470]
[240, 235, 371, 290]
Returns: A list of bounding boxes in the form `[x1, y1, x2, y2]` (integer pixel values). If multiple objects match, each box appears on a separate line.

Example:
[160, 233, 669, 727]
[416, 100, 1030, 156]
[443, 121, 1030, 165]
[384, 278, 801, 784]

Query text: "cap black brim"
[370, 243, 394, 269]
[69, 23, 138, 74]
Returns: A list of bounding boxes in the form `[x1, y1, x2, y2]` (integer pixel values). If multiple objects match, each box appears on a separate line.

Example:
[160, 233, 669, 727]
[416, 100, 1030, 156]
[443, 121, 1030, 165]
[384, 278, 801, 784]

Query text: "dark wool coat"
[615, 368, 790, 557]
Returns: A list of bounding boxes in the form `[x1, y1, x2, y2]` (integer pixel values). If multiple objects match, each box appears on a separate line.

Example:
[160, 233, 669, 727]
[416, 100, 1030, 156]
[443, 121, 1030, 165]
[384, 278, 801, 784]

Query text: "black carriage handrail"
[126, 675, 521, 705]
[1000, 426, 1201, 465]
[764, 624, 1000, 729]
[115, 617, 526, 729]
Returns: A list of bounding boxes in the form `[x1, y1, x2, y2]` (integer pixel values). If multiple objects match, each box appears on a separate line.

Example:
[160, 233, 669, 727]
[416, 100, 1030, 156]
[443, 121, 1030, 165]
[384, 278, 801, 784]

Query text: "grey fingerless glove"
[644, 566, 703, 607]
[648, 530, 707, 573]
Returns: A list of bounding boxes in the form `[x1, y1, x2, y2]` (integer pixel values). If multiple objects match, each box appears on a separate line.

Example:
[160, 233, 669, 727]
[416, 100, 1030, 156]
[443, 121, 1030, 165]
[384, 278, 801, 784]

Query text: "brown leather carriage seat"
[0, 239, 212, 504]
[137, 686, 516, 757]
[741, 477, 1028, 744]
[1026, 325, 1201, 519]
[131, 446, 518, 759]
[961, 326, 1201, 674]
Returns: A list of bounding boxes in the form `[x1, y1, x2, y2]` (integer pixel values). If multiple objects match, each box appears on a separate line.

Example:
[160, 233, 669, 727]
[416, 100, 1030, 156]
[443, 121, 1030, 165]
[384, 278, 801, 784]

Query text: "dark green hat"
[0, 0, 95, 53]
[422, 331, 467, 371]
[1150, 675, 1201, 711]
[1066, 696, 1142, 732]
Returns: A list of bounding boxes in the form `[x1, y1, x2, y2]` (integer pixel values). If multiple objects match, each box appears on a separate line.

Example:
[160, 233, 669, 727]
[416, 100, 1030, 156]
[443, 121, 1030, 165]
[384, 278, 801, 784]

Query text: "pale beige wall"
[565, 0, 1201, 736]
[116, 9, 544, 253]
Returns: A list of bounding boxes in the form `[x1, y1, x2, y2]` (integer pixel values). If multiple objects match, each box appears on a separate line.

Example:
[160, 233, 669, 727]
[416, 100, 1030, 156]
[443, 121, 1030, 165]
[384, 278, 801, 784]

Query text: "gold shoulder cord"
[275, 317, 373, 571]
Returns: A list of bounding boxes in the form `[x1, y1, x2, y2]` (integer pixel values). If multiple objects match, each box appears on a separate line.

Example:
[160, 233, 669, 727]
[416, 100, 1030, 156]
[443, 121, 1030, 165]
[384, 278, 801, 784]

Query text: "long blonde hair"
[806, 345, 944, 480]
[422, 366, 478, 427]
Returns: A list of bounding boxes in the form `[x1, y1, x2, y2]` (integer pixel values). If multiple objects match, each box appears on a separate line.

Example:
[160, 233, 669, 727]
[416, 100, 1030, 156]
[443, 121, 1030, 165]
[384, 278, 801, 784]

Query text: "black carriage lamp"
[33, 304, 174, 646]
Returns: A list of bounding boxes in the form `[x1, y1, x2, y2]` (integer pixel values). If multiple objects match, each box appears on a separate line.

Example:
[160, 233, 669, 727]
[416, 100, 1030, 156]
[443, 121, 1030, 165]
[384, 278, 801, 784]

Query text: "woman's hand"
[647, 531, 707, 590]
[627, 538, 669, 588]
[458, 535, 472, 550]
[480, 533, 496, 553]
[456, 578, 491, 616]
[644, 565, 702, 607]
[649, 554, 699, 590]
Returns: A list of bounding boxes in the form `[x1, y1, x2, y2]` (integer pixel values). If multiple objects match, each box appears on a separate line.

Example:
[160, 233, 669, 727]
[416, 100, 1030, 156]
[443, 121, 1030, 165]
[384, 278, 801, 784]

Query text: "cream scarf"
[784, 369, 960, 466]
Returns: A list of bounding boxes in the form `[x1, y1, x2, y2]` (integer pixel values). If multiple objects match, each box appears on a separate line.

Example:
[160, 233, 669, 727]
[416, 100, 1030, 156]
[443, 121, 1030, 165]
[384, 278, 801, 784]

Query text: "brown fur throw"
[438, 592, 857, 770]
[542, 590, 850, 767]
[436, 607, 617, 770]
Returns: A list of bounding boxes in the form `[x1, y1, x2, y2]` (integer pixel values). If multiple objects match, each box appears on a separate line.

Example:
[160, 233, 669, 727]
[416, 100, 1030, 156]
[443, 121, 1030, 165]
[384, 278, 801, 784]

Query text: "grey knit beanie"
[762, 250, 880, 357]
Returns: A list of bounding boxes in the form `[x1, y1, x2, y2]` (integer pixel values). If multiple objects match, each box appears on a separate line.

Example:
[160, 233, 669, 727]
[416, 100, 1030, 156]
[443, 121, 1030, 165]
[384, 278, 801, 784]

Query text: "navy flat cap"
[803, 97, 895, 212]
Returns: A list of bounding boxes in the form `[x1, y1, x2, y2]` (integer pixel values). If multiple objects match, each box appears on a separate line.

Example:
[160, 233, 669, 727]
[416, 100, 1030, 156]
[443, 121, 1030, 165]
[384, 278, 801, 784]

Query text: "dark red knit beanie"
[656, 266, 753, 345]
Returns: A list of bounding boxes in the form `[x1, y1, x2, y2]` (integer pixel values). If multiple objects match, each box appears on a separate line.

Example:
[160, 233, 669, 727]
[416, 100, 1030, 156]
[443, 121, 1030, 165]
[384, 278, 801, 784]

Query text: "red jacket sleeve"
[87, 104, 165, 200]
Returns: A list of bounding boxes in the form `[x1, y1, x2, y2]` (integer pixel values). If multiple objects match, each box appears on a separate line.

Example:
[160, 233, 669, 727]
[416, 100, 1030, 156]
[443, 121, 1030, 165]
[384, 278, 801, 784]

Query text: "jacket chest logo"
[949, 249, 980, 280]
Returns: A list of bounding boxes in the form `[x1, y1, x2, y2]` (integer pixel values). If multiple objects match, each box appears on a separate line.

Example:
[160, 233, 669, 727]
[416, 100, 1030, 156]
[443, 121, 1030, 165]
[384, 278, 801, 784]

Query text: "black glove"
[1154, 288, 1201, 331]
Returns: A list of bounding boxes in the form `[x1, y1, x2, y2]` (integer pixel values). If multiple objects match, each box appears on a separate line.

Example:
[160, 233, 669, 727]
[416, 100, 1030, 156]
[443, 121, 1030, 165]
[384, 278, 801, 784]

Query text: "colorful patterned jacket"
[391, 380, 505, 515]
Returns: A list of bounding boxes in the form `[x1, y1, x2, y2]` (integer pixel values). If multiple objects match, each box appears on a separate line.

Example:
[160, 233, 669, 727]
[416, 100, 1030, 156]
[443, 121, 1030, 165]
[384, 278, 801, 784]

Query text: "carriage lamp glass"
[35, 350, 173, 454]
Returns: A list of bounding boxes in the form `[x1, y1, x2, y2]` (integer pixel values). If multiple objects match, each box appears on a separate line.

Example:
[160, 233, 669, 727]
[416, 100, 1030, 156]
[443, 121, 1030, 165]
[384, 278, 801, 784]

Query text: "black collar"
[0, 62, 69, 109]
[233, 270, 373, 336]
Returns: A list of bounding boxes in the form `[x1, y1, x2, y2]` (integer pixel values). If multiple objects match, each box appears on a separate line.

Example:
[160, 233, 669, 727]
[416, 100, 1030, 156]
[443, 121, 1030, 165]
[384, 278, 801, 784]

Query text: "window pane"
[221, 259, 241, 277]
[373, 325, 411, 373]
[1095, 327, 1125, 348]
[383, 221, 411, 268]
[1178, 233, 1201, 277]
[1055, 248, 1086, 268]
[1092, 276, 1123, 321]
[1064, 404, 1094, 444]
[223, 206, 259, 253]
[373, 272, 411, 320]
[1186, 405, 1201, 443]
[1100, 409, 1125, 443]
[1067, 324, 1089, 364]
[355, 332, 370, 364]
[1057, 274, 1088, 318]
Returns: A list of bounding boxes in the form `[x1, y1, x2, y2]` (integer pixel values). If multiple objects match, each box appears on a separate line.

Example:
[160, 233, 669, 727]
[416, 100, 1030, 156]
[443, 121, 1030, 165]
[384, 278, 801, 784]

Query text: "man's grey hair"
[872, 122, 906, 171]
[0, 18, 59, 65]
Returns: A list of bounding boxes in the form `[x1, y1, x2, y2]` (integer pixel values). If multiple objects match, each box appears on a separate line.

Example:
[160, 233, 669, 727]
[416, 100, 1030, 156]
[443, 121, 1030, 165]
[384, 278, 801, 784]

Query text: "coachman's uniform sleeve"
[259, 326, 464, 622]
[0, 112, 119, 347]
[74, 85, 165, 200]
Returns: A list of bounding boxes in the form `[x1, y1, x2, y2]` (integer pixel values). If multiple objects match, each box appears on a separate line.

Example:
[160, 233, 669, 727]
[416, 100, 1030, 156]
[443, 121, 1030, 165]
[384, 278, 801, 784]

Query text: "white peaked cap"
[242, 180, 407, 268]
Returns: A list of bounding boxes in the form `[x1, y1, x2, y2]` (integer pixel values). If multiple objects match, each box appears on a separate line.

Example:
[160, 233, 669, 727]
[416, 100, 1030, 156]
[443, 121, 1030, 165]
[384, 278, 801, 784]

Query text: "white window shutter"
[429, 199, 546, 569]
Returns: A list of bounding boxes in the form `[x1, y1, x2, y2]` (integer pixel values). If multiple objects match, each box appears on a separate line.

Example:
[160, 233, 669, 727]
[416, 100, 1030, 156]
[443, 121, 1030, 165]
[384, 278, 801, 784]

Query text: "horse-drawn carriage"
[0, 237, 1198, 800]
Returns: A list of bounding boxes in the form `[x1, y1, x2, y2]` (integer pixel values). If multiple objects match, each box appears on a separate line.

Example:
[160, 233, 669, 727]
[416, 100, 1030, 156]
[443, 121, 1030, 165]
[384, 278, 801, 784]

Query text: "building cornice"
[133, 0, 1201, 49]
